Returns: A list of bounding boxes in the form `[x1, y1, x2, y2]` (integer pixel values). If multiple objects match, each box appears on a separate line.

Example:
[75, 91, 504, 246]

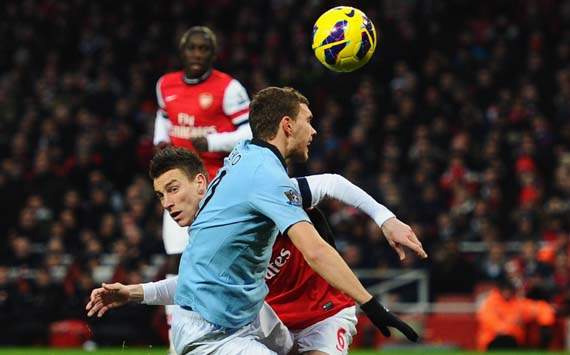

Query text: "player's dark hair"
[149, 147, 207, 181]
[249, 87, 309, 140]
[179, 26, 217, 53]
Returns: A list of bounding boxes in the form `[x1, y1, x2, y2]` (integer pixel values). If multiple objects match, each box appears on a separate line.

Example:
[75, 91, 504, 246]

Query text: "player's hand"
[86, 282, 130, 317]
[381, 217, 427, 260]
[191, 136, 208, 152]
[360, 296, 419, 342]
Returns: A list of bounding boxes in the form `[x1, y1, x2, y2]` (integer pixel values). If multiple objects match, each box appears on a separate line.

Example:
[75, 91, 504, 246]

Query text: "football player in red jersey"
[264, 175, 423, 355]
[153, 26, 251, 179]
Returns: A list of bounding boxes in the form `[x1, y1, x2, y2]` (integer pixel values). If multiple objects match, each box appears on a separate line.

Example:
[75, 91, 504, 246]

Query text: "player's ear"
[195, 173, 208, 195]
[282, 116, 294, 136]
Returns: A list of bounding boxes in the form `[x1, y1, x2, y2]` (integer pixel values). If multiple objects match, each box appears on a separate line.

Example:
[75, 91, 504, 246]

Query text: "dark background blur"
[0, 0, 569, 348]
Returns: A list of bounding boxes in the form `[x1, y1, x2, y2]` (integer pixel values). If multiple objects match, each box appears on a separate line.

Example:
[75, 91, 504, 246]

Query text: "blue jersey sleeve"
[249, 169, 310, 234]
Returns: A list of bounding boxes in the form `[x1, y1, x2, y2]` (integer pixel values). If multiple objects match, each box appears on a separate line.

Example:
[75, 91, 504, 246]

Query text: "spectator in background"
[480, 241, 507, 282]
[477, 277, 555, 350]
[429, 239, 480, 297]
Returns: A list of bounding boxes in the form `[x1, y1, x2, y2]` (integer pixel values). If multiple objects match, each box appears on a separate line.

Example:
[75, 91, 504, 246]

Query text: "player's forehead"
[153, 168, 189, 191]
[184, 33, 213, 48]
[297, 103, 312, 120]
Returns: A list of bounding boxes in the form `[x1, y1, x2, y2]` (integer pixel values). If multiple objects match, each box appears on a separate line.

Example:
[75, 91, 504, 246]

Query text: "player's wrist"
[127, 284, 144, 303]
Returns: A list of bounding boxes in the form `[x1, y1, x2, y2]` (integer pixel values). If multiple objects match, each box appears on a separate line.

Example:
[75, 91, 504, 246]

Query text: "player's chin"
[176, 214, 191, 227]
[187, 65, 207, 78]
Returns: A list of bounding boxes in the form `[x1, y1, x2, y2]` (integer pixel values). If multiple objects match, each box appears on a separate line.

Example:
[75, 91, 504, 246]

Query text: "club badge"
[199, 93, 213, 109]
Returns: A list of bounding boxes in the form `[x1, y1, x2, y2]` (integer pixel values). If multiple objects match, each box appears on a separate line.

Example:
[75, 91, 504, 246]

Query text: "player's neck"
[183, 69, 212, 85]
[265, 136, 289, 164]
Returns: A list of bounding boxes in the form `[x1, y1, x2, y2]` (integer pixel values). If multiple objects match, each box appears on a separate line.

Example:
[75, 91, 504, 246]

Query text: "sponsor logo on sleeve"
[284, 189, 302, 206]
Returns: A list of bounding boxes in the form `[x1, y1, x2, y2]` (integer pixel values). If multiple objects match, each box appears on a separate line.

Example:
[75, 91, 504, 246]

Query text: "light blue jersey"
[175, 139, 310, 329]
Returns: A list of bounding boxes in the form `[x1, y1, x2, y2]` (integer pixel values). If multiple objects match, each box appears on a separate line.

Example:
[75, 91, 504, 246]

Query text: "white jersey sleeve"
[291, 174, 396, 228]
[153, 110, 171, 145]
[155, 76, 166, 109]
[142, 276, 178, 305]
[153, 76, 171, 145]
[222, 79, 250, 126]
[205, 78, 251, 152]
[205, 123, 252, 152]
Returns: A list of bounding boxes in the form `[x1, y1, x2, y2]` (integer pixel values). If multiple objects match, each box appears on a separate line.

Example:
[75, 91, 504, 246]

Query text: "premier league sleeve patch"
[284, 189, 302, 206]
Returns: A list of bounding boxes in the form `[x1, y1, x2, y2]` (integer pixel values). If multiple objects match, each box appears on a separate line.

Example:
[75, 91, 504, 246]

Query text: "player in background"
[153, 26, 252, 353]
[153, 26, 251, 179]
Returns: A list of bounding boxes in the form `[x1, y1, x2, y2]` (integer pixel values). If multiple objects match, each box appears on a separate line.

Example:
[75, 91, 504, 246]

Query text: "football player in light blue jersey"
[168, 87, 421, 354]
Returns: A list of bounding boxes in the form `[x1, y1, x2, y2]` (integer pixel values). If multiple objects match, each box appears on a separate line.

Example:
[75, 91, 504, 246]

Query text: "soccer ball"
[312, 6, 377, 72]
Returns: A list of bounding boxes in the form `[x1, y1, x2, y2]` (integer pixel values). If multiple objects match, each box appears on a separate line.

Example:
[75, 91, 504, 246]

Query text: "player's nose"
[162, 196, 174, 210]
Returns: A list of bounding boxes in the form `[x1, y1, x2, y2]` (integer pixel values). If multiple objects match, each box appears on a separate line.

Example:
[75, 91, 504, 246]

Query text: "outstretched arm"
[86, 277, 178, 317]
[288, 221, 419, 342]
[295, 173, 427, 260]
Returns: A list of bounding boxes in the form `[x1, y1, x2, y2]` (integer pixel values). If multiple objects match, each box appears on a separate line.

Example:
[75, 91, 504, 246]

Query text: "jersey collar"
[251, 138, 287, 170]
[183, 69, 212, 85]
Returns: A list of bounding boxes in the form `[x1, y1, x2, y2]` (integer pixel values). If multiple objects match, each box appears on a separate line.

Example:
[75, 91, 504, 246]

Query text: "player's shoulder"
[210, 69, 234, 82]
[157, 71, 184, 88]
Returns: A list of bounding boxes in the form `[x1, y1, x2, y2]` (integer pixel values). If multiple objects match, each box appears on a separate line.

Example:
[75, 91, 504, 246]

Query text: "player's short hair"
[249, 87, 309, 140]
[179, 26, 217, 53]
[149, 147, 207, 181]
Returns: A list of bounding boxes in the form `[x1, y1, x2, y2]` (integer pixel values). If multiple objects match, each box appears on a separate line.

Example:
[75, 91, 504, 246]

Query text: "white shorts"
[172, 304, 292, 355]
[258, 302, 294, 354]
[162, 210, 188, 255]
[292, 306, 357, 355]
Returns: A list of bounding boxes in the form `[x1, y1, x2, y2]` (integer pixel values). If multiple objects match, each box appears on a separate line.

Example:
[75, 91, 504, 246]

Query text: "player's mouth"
[170, 211, 182, 222]
[189, 62, 204, 71]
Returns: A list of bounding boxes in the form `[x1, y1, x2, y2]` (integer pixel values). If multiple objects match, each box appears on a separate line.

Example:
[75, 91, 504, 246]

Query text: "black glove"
[360, 296, 419, 343]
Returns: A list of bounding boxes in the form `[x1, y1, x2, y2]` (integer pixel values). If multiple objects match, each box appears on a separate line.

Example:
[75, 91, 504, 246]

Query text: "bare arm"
[288, 220, 420, 342]
[287, 221, 372, 304]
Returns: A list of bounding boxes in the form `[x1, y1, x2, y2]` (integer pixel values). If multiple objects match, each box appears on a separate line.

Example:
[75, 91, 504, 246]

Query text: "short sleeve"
[249, 170, 310, 234]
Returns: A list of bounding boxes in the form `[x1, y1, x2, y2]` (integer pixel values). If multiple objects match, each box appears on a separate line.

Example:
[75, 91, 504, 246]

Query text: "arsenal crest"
[199, 93, 213, 109]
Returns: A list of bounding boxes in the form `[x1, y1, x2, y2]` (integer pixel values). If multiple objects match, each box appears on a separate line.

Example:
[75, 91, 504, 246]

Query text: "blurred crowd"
[0, 0, 569, 347]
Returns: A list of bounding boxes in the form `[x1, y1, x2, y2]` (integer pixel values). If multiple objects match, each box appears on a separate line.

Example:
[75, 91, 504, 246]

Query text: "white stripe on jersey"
[232, 112, 249, 126]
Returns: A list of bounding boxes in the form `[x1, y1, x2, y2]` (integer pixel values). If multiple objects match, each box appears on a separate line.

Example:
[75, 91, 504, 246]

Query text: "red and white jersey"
[154, 69, 250, 178]
[265, 234, 354, 330]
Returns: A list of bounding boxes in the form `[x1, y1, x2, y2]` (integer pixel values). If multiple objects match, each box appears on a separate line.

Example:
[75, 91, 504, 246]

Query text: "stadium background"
[0, 0, 569, 352]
